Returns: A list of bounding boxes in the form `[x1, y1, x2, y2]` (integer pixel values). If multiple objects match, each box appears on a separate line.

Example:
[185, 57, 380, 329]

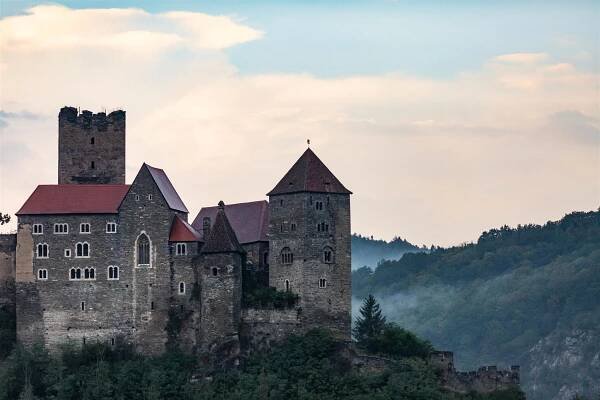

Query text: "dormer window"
[175, 243, 187, 256]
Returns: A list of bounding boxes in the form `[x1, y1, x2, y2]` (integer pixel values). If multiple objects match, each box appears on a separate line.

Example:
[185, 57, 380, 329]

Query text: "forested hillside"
[351, 234, 421, 270]
[353, 210, 600, 400]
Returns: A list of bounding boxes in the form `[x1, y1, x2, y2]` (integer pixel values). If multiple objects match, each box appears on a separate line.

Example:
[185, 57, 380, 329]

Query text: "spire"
[267, 148, 352, 196]
[201, 201, 244, 254]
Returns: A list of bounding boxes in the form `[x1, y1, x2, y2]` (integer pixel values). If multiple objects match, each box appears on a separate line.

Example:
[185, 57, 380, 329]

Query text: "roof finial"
[307, 138, 310, 147]
[218, 200, 225, 210]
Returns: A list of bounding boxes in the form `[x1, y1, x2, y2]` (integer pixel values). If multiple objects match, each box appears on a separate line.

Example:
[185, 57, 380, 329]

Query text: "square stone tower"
[58, 106, 125, 184]
[267, 148, 352, 339]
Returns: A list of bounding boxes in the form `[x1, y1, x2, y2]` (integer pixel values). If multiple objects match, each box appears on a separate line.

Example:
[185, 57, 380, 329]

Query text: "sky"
[0, 1, 598, 247]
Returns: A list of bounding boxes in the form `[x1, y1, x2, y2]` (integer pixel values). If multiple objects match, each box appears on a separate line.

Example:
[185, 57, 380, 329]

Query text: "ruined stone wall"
[0, 234, 16, 308]
[58, 106, 125, 184]
[268, 192, 351, 339]
[242, 241, 269, 271]
[430, 351, 520, 394]
[240, 307, 302, 352]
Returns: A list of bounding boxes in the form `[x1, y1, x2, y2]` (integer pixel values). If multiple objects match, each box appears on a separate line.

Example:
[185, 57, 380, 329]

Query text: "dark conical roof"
[201, 201, 245, 254]
[267, 148, 352, 196]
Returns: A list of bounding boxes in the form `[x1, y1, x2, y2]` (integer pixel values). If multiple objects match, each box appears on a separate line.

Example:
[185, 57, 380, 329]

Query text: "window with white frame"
[176, 243, 187, 256]
[147, 194, 153, 200]
[36, 243, 48, 258]
[135, 194, 140, 201]
[137, 234, 150, 266]
[178, 282, 185, 295]
[64, 248, 71, 258]
[33, 224, 43, 235]
[285, 279, 290, 292]
[80, 223, 91, 234]
[75, 242, 90, 258]
[83, 267, 95, 280]
[106, 222, 117, 233]
[108, 266, 119, 280]
[70, 268, 82, 280]
[54, 223, 68, 234]
[319, 278, 327, 288]
[37, 269, 48, 280]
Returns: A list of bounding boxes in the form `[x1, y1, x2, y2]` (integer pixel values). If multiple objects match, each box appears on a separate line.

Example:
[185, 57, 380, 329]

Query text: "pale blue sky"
[2, 1, 598, 78]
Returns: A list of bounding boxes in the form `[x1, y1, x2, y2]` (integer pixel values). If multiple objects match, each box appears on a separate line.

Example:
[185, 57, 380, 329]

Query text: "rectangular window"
[176, 243, 187, 256]
[64, 248, 71, 258]
[80, 223, 91, 234]
[33, 224, 43, 235]
[54, 223, 69, 234]
[319, 278, 327, 288]
[81, 301, 85, 311]
[37, 269, 48, 280]
[106, 222, 117, 233]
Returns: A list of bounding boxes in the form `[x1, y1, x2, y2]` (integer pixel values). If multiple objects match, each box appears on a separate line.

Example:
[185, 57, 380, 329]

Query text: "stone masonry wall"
[268, 192, 351, 340]
[0, 234, 16, 308]
[58, 107, 125, 184]
[240, 307, 302, 352]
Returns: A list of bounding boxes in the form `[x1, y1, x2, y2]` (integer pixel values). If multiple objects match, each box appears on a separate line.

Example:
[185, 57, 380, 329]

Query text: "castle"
[5, 107, 352, 364]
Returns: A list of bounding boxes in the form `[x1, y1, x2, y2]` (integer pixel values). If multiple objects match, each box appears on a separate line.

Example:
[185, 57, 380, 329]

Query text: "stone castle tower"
[58, 106, 126, 184]
[267, 148, 352, 338]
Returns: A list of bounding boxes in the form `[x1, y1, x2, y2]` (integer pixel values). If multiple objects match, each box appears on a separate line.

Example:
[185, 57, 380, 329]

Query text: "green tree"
[353, 294, 386, 345]
[0, 213, 10, 225]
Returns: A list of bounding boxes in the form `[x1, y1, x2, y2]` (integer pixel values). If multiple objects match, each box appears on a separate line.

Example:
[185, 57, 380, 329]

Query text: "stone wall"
[430, 351, 520, 394]
[240, 307, 302, 352]
[268, 192, 351, 339]
[0, 234, 16, 308]
[58, 106, 125, 184]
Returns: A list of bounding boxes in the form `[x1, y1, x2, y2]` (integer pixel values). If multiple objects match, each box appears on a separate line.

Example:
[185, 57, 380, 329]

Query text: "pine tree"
[353, 294, 386, 346]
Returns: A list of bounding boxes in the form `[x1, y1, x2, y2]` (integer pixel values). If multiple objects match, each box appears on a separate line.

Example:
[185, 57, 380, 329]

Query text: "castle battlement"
[59, 106, 125, 130]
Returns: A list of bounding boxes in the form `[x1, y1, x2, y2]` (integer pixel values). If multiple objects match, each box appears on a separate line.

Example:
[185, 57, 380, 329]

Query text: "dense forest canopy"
[352, 210, 600, 400]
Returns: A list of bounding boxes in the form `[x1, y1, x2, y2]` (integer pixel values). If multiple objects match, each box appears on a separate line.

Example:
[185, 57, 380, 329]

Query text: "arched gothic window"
[37, 243, 48, 258]
[137, 234, 150, 266]
[76, 242, 90, 258]
[108, 266, 119, 280]
[281, 247, 293, 264]
[323, 247, 334, 264]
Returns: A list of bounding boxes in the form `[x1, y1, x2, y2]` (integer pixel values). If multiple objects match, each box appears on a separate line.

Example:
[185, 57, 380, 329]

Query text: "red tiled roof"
[146, 164, 189, 213]
[169, 215, 202, 242]
[201, 202, 244, 254]
[192, 200, 268, 244]
[16, 185, 130, 215]
[267, 148, 352, 196]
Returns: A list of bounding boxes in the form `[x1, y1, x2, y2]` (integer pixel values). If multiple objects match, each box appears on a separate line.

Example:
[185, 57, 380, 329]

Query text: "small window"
[280, 199, 283, 207]
[32, 224, 43, 235]
[108, 266, 119, 280]
[315, 201, 324, 211]
[91, 161, 95, 169]
[179, 282, 185, 295]
[319, 278, 327, 288]
[37, 269, 48, 280]
[147, 194, 153, 201]
[323, 247, 334, 264]
[111, 338, 115, 346]
[263, 252, 269, 265]
[212, 267, 218, 276]
[76, 242, 90, 258]
[290, 223, 297, 231]
[281, 247, 293, 264]
[54, 223, 68, 234]
[90, 137, 95, 145]
[81, 301, 85, 311]
[106, 222, 117, 233]
[176, 243, 187, 256]
[317, 222, 329, 233]
[135, 194, 140, 201]
[151, 301, 155, 310]
[83, 267, 95, 280]
[80, 223, 91, 234]
[285, 279, 290, 292]
[64, 248, 71, 258]
[37, 243, 49, 258]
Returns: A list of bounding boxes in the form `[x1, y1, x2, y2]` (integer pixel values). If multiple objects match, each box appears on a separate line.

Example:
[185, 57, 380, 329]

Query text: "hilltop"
[353, 210, 600, 400]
